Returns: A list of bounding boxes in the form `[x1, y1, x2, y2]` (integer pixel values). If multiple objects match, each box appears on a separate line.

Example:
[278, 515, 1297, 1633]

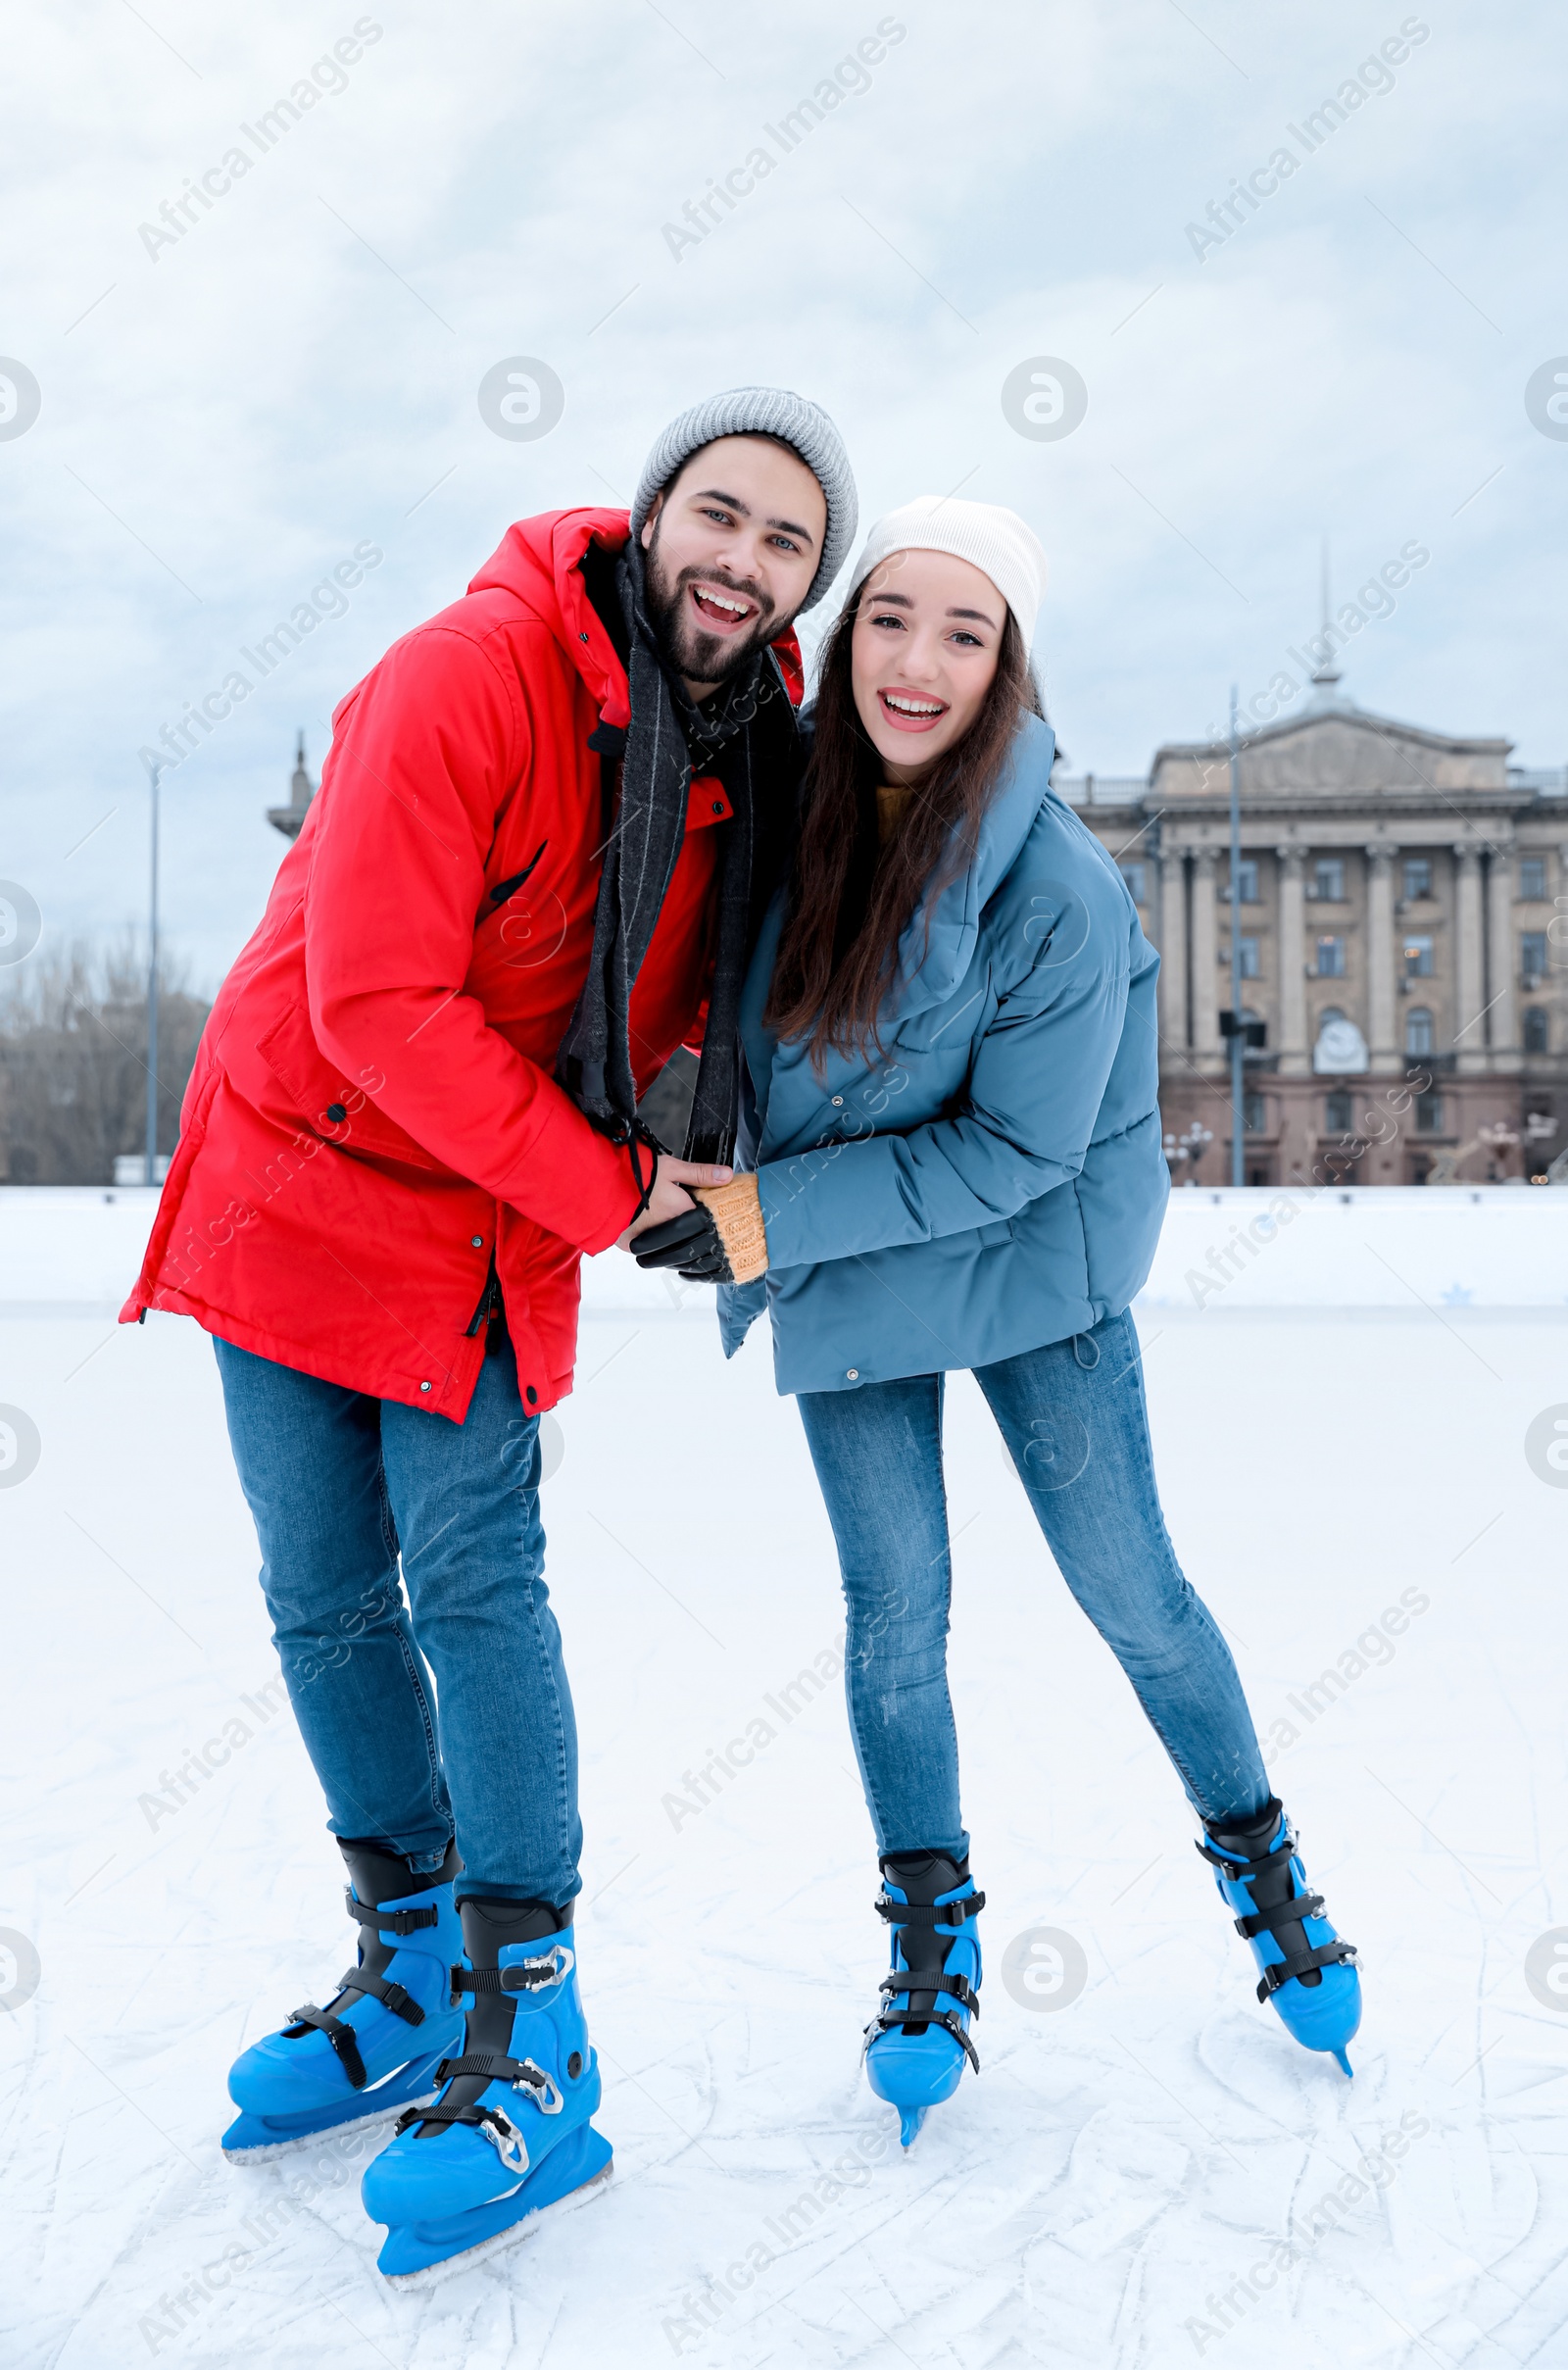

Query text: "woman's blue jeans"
[214, 1329, 580, 1905]
[796, 1310, 1270, 1859]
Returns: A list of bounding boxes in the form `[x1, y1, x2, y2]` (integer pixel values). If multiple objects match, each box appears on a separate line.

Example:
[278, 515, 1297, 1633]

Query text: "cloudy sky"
[5, 0, 1564, 988]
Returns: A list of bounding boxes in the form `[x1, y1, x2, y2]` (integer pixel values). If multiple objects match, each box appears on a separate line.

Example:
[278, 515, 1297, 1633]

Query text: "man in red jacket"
[124, 387, 856, 2273]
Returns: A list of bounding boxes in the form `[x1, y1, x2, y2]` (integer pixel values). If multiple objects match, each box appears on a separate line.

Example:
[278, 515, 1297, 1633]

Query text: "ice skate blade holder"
[373, 2121, 613, 2283]
[221, 2049, 452, 2162]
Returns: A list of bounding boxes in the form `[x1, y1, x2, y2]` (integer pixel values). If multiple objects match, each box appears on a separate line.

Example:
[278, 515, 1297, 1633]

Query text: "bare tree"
[0, 938, 210, 1185]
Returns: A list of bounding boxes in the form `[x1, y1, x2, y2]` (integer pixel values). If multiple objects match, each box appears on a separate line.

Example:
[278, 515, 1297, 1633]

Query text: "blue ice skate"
[362, 1897, 612, 2281]
[223, 1841, 466, 2161]
[1199, 1799, 1361, 2076]
[864, 1852, 983, 2148]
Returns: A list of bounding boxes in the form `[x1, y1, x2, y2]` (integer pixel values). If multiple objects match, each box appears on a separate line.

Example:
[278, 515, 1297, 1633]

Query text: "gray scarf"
[557, 543, 799, 1163]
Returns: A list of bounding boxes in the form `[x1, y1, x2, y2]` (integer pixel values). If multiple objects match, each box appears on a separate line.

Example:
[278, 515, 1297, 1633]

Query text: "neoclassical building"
[1060, 667, 1568, 1186]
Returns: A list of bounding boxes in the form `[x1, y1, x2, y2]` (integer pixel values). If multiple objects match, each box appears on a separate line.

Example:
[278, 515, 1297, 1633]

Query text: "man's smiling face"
[640, 434, 826, 700]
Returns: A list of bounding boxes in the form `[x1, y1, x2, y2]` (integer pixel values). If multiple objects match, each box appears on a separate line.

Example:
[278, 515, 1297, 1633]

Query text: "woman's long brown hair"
[763, 577, 1043, 1069]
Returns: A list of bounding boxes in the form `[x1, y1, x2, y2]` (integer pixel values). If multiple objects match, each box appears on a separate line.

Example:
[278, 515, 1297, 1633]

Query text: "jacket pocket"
[253, 1001, 440, 1170]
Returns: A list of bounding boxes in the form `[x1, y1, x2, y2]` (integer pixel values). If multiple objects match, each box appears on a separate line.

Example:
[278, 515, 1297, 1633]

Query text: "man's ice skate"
[361, 1896, 612, 2281]
[222, 1841, 465, 2161]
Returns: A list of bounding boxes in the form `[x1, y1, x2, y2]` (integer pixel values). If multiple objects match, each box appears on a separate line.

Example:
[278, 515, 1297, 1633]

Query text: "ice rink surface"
[5, 1189, 1568, 2368]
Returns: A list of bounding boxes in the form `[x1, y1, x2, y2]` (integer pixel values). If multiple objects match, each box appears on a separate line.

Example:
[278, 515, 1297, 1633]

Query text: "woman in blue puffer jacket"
[635, 498, 1361, 2144]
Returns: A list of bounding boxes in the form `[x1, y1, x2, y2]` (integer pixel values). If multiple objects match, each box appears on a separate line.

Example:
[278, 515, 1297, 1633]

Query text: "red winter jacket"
[122, 509, 803, 1420]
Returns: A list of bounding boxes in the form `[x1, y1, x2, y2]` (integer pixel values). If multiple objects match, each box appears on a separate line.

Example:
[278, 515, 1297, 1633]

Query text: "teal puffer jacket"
[717, 712, 1168, 1395]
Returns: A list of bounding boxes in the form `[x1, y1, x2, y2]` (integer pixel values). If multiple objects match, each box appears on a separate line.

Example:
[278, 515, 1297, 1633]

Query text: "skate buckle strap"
[448, 1943, 574, 2006]
[1196, 1825, 1297, 1877]
[329, 1967, 425, 2026]
[282, 2003, 368, 2089]
[429, 2049, 565, 2113]
[874, 1890, 985, 1927]
[1234, 1894, 1325, 1942]
[344, 1888, 440, 1937]
[1255, 1940, 1357, 2001]
[879, 1970, 980, 2018]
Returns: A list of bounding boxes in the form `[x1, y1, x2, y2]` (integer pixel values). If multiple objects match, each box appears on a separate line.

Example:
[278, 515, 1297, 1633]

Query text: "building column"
[1367, 845, 1398, 1074]
[1454, 844, 1486, 1074]
[1191, 850, 1220, 1058]
[1276, 848, 1307, 1073]
[1486, 844, 1520, 1072]
[1157, 848, 1189, 1052]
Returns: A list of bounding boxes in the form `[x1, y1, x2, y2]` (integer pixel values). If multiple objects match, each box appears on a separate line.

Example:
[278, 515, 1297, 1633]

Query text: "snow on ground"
[4, 1190, 1568, 2368]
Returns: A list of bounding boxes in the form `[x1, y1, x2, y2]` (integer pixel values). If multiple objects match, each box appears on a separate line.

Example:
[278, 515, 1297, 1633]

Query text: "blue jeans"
[796, 1311, 1270, 1858]
[214, 1330, 580, 1905]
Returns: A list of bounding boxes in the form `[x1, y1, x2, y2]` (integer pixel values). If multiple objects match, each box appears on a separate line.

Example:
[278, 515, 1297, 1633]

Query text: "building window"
[1519, 857, 1547, 902]
[1525, 1006, 1549, 1055]
[1244, 1091, 1267, 1134]
[1325, 1089, 1354, 1133]
[1402, 934, 1434, 979]
[1521, 931, 1548, 986]
[1221, 861, 1259, 904]
[1120, 862, 1147, 904]
[1415, 1092, 1445, 1135]
[1403, 857, 1432, 901]
[1405, 1007, 1434, 1057]
[1310, 859, 1346, 902]
[1236, 936, 1260, 978]
[1314, 936, 1346, 977]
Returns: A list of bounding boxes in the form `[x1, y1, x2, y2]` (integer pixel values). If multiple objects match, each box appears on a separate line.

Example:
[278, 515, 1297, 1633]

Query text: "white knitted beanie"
[849, 496, 1048, 645]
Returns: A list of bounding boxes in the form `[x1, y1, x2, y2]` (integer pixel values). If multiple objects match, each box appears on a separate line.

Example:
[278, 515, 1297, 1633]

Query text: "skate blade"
[898, 2106, 927, 2149]
[376, 2127, 613, 2285]
[222, 2088, 441, 2163]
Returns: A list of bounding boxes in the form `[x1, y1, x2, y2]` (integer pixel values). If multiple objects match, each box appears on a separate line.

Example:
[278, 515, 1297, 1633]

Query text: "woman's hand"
[632, 1174, 768, 1284]
[616, 1154, 733, 1250]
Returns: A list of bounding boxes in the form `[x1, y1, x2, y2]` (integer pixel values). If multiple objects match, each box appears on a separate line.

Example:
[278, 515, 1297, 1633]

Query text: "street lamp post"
[1228, 684, 1245, 1188]
[144, 754, 164, 1186]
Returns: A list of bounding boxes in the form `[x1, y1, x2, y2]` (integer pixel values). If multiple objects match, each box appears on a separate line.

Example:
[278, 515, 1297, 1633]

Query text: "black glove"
[632, 1205, 732, 1282]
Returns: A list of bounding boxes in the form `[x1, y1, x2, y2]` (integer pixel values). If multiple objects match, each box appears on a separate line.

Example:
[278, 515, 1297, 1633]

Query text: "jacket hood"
[468, 507, 635, 725]
[466, 508, 806, 732]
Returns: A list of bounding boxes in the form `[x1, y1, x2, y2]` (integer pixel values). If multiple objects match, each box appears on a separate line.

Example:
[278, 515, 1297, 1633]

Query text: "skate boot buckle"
[503, 1944, 574, 1993]
[478, 2106, 530, 2175]
[514, 2058, 564, 2115]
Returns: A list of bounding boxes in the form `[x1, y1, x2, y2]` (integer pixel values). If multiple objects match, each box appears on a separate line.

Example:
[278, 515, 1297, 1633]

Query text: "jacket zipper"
[483, 841, 548, 918]
[464, 1254, 501, 1337]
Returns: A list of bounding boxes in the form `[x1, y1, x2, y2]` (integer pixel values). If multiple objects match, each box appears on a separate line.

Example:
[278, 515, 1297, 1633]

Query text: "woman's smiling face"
[849, 547, 1006, 783]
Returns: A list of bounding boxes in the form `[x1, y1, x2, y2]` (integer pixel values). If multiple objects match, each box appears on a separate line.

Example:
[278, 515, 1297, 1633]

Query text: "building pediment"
[1151, 704, 1510, 803]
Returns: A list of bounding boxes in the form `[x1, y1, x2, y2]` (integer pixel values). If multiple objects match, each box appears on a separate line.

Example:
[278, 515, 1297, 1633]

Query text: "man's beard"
[643, 529, 778, 692]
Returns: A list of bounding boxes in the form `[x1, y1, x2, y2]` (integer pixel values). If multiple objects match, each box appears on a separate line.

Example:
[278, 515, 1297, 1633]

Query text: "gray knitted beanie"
[630, 385, 858, 610]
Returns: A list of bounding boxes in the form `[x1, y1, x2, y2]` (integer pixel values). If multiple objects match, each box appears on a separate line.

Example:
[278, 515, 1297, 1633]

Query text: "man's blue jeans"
[796, 1310, 1271, 1858]
[214, 1330, 580, 1904]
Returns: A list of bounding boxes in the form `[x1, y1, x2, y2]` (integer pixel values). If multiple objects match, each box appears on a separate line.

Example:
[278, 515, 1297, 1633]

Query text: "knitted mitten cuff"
[694, 1174, 768, 1283]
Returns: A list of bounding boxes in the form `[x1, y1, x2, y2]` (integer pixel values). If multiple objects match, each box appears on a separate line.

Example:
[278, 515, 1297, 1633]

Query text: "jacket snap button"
[418, 1381, 431, 1393]
[846, 1367, 858, 1381]
[326, 1103, 347, 1122]
[525, 1386, 538, 1406]
[579, 630, 589, 642]
[471, 1235, 484, 1248]
[831, 1096, 843, 1107]
[711, 800, 724, 815]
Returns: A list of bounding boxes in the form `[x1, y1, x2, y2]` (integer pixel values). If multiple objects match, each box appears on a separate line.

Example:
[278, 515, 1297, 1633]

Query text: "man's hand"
[616, 1155, 733, 1249]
